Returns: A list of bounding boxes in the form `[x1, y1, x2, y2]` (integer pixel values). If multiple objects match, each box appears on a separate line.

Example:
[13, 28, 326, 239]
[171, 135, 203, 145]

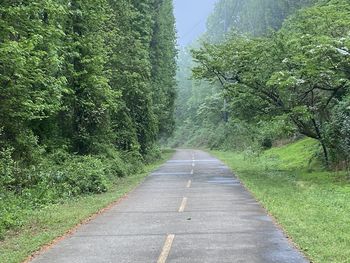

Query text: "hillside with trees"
[173, 0, 350, 167]
[172, 1, 350, 261]
[1, 0, 350, 262]
[206, 0, 318, 41]
[0, 0, 176, 243]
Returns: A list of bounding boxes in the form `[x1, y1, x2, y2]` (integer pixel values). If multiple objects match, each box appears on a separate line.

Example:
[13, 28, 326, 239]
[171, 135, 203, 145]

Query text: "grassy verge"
[211, 139, 350, 263]
[0, 149, 174, 263]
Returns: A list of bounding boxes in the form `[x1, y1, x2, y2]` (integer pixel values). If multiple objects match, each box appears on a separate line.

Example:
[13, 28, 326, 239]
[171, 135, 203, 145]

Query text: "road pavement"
[31, 149, 308, 263]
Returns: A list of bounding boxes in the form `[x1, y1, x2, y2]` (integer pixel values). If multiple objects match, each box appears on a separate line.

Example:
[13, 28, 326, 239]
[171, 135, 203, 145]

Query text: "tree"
[0, 0, 177, 165]
[150, 0, 177, 138]
[0, 1, 67, 161]
[192, 0, 350, 164]
[205, 0, 317, 42]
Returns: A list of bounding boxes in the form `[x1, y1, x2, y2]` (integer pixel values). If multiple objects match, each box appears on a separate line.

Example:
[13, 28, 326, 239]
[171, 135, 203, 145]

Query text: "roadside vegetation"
[2, 0, 350, 262]
[0, 149, 174, 263]
[211, 139, 350, 263]
[172, 1, 350, 263]
[0, 0, 177, 259]
[173, 0, 350, 168]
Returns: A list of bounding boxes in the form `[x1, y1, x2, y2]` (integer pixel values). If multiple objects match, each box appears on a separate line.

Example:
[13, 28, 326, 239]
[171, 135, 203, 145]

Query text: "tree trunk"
[320, 139, 330, 168]
[311, 118, 330, 167]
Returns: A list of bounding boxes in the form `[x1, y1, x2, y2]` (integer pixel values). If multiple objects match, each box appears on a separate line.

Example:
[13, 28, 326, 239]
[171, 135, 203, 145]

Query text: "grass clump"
[212, 138, 350, 263]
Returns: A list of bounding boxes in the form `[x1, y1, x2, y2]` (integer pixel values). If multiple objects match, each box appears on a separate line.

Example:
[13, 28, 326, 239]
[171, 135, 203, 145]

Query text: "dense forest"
[206, 0, 318, 41]
[173, 0, 350, 167]
[0, 0, 176, 238]
[1, 0, 350, 262]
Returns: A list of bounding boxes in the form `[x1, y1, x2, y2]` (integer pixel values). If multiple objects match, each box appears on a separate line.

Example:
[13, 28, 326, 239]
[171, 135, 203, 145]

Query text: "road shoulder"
[0, 150, 174, 263]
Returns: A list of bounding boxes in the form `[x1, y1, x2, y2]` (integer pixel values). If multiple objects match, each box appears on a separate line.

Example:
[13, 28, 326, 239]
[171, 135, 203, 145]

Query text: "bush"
[50, 156, 109, 196]
[143, 146, 162, 164]
[326, 97, 350, 167]
[1, 146, 142, 198]
[0, 143, 155, 239]
[0, 191, 30, 240]
[0, 151, 138, 238]
[0, 147, 15, 190]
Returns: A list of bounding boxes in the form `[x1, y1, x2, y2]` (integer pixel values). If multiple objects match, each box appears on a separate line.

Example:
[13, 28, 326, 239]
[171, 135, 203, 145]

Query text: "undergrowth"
[0, 145, 165, 240]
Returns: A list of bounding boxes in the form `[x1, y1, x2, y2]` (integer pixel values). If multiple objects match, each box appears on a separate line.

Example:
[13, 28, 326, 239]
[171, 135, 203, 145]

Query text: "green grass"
[264, 138, 321, 170]
[211, 139, 350, 263]
[0, 150, 174, 263]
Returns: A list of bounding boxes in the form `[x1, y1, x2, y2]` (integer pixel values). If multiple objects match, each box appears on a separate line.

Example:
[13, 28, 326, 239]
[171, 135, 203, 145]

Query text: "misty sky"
[174, 0, 217, 47]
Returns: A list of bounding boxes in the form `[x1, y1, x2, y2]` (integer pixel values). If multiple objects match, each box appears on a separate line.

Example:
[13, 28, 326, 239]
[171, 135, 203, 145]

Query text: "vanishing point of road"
[31, 149, 308, 263]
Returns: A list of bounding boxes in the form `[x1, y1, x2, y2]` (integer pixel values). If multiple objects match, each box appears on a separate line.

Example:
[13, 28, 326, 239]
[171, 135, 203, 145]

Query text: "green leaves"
[0, 0, 177, 161]
[0, 0, 177, 240]
[192, 0, 350, 164]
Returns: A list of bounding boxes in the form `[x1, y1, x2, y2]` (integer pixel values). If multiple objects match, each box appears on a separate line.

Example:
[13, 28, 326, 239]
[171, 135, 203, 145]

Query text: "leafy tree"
[0, 1, 67, 161]
[173, 0, 319, 151]
[151, 0, 177, 138]
[192, 0, 350, 164]
[59, 0, 120, 154]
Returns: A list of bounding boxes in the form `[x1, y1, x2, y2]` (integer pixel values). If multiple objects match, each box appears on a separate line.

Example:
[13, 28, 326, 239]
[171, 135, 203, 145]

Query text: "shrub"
[143, 146, 162, 164]
[0, 147, 21, 191]
[0, 142, 154, 239]
[0, 192, 29, 240]
[326, 96, 350, 167]
[50, 156, 110, 196]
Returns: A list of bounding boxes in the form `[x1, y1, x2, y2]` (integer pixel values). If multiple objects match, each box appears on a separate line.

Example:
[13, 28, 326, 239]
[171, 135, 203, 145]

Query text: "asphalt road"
[31, 149, 308, 263]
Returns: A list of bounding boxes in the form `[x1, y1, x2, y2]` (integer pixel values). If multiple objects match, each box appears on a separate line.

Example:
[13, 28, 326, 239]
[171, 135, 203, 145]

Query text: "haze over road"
[31, 150, 308, 263]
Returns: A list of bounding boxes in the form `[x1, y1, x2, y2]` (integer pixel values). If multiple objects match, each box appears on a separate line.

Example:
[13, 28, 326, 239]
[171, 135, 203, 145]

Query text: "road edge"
[209, 150, 311, 263]
[22, 150, 175, 263]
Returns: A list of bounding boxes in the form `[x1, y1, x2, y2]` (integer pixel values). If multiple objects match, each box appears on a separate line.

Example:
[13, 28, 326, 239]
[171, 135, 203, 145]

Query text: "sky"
[174, 0, 217, 47]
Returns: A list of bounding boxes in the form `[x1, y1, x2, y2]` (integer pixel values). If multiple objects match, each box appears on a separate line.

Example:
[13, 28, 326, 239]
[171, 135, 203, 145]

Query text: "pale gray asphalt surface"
[31, 149, 308, 263]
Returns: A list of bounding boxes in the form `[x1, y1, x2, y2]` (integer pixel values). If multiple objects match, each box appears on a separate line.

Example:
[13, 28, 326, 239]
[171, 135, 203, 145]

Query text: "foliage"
[191, 0, 350, 165]
[0, 0, 177, 162]
[326, 95, 350, 165]
[173, 0, 315, 151]
[151, 0, 178, 138]
[0, 150, 174, 261]
[0, 0, 177, 239]
[0, 147, 143, 240]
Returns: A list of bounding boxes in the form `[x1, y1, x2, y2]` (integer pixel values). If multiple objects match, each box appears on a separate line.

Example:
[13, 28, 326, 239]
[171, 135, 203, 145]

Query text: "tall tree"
[192, 0, 350, 164]
[0, 0, 178, 164]
[0, 1, 67, 161]
[151, 0, 177, 138]
[60, 0, 118, 154]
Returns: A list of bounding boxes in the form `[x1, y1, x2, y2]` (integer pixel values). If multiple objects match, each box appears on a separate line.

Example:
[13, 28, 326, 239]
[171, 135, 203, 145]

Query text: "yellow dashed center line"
[157, 234, 175, 263]
[158, 155, 194, 262]
[178, 197, 187, 212]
